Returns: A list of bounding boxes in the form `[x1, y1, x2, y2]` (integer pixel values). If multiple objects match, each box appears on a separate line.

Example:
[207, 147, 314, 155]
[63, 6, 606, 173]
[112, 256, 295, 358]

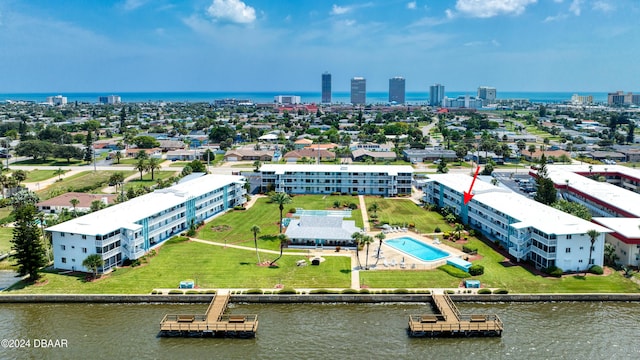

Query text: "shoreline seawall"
[1, 293, 639, 303]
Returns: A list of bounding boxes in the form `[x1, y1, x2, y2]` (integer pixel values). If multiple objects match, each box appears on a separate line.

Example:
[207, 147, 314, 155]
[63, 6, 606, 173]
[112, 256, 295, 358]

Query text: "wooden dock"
[408, 293, 503, 337]
[159, 293, 258, 338]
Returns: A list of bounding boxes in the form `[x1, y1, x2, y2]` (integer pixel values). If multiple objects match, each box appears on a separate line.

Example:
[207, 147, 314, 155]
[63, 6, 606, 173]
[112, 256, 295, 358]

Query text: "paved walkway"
[358, 195, 369, 231]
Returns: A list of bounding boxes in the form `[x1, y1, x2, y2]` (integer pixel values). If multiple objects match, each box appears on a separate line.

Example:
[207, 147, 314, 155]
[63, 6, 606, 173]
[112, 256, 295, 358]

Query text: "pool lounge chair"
[383, 259, 389, 267]
[390, 259, 396, 266]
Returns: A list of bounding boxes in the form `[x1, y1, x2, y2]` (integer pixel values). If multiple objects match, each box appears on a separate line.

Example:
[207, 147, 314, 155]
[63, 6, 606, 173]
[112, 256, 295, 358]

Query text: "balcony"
[509, 234, 530, 247]
[509, 246, 529, 260]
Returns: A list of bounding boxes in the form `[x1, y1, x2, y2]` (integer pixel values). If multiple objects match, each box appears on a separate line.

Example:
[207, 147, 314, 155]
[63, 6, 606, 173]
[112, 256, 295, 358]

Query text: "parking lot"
[492, 171, 537, 196]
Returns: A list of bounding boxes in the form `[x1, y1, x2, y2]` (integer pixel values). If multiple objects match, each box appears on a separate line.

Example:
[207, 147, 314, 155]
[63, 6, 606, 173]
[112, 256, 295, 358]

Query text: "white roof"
[285, 216, 361, 241]
[46, 174, 244, 235]
[593, 217, 640, 239]
[428, 174, 611, 235]
[544, 164, 640, 218]
[260, 164, 413, 176]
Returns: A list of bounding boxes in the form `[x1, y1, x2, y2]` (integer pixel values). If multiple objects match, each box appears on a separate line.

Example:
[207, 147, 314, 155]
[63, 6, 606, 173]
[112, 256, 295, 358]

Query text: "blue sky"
[0, 0, 638, 93]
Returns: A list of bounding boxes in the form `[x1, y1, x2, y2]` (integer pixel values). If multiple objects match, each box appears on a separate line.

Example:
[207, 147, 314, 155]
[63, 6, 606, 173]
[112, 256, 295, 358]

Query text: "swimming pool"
[385, 237, 449, 262]
[295, 209, 352, 217]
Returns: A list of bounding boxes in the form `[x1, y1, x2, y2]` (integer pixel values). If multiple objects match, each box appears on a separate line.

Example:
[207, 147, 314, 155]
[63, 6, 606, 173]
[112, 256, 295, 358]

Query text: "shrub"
[478, 289, 492, 294]
[333, 200, 341, 208]
[414, 289, 431, 294]
[151, 290, 161, 295]
[469, 264, 484, 276]
[468, 229, 475, 237]
[438, 265, 471, 278]
[348, 202, 358, 210]
[310, 289, 338, 294]
[544, 265, 564, 278]
[462, 245, 478, 254]
[351, 191, 359, 196]
[168, 290, 184, 295]
[341, 288, 359, 294]
[392, 288, 409, 294]
[445, 290, 455, 294]
[408, 223, 415, 228]
[233, 205, 246, 210]
[493, 289, 509, 294]
[203, 290, 217, 294]
[288, 207, 296, 214]
[589, 265, 604, 275]
[359, 289, 370, 294]
[277, 288, 297, 295]
[245, 289, 263, 294]
[434, 227, 442, 233]
[185, 290, 200, 294]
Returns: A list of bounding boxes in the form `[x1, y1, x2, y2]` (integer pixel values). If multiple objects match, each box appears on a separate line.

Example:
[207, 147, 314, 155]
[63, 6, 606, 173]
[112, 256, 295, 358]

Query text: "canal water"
[0, 301, 639, 359]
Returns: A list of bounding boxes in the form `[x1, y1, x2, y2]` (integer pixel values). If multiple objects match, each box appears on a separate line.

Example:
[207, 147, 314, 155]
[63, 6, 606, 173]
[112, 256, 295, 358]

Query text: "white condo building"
[259, 164, 413, 196]
[423, 174, 610, 272]
[46, 95, 67, 106]
[47, 175, 246, 273]
[274, 95, 301, 105]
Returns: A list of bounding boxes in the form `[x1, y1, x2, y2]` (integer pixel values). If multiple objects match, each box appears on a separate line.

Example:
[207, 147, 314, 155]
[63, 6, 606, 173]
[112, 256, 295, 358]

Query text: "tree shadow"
[572, 275, 587, 280]
[340, 269, 352, 274]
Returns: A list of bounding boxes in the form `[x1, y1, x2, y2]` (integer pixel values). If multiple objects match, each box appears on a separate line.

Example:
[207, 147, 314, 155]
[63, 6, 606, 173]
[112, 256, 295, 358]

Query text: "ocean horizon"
[0, 91, 621, 105]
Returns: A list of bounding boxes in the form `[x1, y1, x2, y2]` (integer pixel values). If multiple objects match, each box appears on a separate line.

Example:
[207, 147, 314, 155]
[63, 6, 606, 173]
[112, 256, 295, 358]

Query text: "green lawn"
[0, 207, 13, 225]
[12, 158, 87, 166]
[7, 237, 351, 294]
[23, 170, 62, 183]
[124, 170, 180, 190]
[36, 171, 136, 200]
[0, 227, 13, 253]
[196, 195, 363, 250]
[363, 198, 452, 233]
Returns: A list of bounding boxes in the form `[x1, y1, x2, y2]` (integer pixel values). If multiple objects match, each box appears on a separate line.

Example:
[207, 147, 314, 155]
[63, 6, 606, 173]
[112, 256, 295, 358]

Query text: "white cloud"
[331, 4, 350, 15]
[569, 0, 582, 16]
[122, 0, 149, 11]
[455, 0, 537, 18]
[592, 0, 614, 13]
[407, 1, 417, 10]
[543, 13, 568, 22]
[207, 0, 256, 24]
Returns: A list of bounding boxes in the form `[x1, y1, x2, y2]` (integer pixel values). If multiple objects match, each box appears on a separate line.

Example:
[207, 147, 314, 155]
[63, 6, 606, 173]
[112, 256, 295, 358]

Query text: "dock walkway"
[408, 293, 503, 337]
[159, 293, 258, 338]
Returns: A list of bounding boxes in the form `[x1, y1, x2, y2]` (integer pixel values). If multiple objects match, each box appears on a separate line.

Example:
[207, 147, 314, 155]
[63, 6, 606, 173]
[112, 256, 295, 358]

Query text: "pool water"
[385, 237, 449, 262]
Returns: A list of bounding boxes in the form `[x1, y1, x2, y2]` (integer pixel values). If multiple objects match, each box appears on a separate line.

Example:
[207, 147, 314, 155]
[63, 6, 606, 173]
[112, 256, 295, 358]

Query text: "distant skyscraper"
[389, 77, 406, 104]
[322, 72, 332, 103]
[351, 77, 366, 105]
[477, 86, 497, 105]
[98, 95, 121, 104]
[429, 84, 445, 106]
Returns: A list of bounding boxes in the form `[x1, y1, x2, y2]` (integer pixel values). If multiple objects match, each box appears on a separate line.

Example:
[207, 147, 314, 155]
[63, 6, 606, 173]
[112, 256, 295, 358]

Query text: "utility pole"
[93, 143, 97, 172]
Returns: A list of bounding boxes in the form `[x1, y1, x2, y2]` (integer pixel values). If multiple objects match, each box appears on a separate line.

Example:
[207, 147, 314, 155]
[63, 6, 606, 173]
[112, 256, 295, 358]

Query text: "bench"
[470, 315, 486, 322]
[420, 315, 438, 323]
[177, 315, 195, 322]
[228, 315, 246, 323]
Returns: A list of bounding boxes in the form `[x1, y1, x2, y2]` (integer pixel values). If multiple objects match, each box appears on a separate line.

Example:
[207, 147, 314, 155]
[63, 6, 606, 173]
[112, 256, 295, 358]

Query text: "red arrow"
[463, 166, 481, 204]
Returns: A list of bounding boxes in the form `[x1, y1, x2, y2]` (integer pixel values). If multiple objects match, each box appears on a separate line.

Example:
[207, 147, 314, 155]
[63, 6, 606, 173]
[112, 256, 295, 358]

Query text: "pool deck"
[367, 231, 468, 271]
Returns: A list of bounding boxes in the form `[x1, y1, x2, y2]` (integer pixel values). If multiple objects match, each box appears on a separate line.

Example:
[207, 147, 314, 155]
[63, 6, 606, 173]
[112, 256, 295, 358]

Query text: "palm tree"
[361, 235, 374, 270]
[147, 157, 161, 180]
[270, 192, 292, 233]
[70, 198, 79, 216]
[454, 223, 465, 240]
[135, 158, 147, 180]
[585, 229, 600, 274]
[351, 232, 363, 269]
[253, 160, 261, 172]
[115, 150, 122, 164]
[374, 232, 385, 266]
[368, 202, 379, 218]
[270, 234, 288, 266]
[54, 167, 65, 180]
[82, 254, 104, 279]
[250, 225, 261, 264]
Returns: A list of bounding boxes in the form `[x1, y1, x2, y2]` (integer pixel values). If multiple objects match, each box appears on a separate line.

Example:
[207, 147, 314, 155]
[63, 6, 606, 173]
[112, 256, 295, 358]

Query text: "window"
[61, 245, 66, 250]
[61, 233, 65, 237]
[61, 258, 67, 263]
[82, 235, 87, 239]
[82, 247, 87, 253]
[565, 248, 571, 253]
[566, 235, 572, 239]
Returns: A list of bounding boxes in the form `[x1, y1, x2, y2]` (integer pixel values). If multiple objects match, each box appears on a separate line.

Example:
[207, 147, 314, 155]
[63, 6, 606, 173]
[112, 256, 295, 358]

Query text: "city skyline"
[0, 0, 638, 93]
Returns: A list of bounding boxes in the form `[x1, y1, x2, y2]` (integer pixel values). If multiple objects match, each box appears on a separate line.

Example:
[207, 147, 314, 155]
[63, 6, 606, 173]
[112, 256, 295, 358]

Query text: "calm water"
[0, 91, 615, 104]
[0, 301, 638, 360]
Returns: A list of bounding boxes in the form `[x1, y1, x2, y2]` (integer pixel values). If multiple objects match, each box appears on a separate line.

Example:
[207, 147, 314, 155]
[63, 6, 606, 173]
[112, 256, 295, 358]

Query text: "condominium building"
[389, 76, 406, 104]
[429, 84, 445, 106]
[322, 72, 332, 103]
[607, 91, 640, 106]
[570, 94, 593, 105]
[46, 95, 67, 106]
[351, 77, 366, 105]
[477, 86, 496, 105]
[98, 95, 122, 104]
[259, 164, 413, 196]
[423, 174, 610, 272]
[443, 95, 483, 109]
[274, 95, 301, 105]
[47, 174, 247, 273]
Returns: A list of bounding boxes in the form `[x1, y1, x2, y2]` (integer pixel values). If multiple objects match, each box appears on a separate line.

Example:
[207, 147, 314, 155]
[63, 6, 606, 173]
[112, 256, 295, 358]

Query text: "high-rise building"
[46, 95, 67, 106]
[274, 95, 301, 104]
[608, 91, 640, 106]
[429, 84, 445, 106]
[321, 72, 332, 103]
[98, 95, 122, 104]
[351, 77, 366, 105]
[389, 77, 406, 104]
[477, 86, 496, 105]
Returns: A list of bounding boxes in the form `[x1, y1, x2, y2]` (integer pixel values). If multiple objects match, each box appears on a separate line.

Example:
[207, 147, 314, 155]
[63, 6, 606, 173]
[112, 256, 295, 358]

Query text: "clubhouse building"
[259, 164, 413, 196]
[423, 174, 610, 272]
[47, 174, 247, 273]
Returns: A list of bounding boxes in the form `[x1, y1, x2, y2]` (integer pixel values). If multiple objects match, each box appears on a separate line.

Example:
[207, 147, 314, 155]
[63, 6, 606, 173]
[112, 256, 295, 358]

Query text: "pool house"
[285, 215, 362, 248]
